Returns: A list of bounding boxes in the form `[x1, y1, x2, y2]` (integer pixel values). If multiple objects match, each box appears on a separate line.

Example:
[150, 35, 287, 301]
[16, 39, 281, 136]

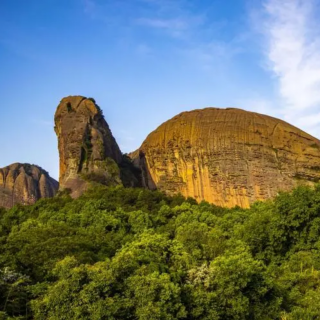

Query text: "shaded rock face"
[0, 163, 58, 208]
[54, 96, 123, 197]
[132, 108, 320, 208]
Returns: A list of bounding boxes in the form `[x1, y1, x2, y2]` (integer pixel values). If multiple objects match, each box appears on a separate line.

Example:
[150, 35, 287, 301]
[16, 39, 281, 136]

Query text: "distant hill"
[0, 163, 58, 208]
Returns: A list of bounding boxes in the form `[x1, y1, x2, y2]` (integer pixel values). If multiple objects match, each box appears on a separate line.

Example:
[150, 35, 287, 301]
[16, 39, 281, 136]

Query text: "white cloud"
[262, 0, 320, 137]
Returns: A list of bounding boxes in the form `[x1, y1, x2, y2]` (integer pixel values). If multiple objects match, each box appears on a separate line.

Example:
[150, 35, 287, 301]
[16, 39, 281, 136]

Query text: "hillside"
[1, 185, 320, 319]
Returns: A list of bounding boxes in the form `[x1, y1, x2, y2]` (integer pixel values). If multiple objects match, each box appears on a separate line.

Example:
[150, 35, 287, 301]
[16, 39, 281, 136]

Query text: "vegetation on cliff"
[0, 185, 320, 319]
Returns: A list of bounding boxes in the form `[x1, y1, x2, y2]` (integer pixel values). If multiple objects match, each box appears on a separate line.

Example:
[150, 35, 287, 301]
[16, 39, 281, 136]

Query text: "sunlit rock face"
[0, 163, 58, 208]
[54, 96, 123, 197]
[131, 108, 320, 208]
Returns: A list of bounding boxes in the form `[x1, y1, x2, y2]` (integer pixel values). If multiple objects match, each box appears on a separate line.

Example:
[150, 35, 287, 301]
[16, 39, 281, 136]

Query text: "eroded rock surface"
[55, 96, 123, 197]
[132, 108, 320, 208]
[0, 163, 58, 208]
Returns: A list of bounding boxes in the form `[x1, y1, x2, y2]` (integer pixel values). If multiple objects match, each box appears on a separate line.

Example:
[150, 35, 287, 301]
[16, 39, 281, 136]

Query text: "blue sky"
[1, 0, 320, 180]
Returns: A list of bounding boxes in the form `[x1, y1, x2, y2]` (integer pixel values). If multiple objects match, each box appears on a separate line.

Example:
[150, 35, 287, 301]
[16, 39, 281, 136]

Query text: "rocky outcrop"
[0, 163, 58, 208]
[131, 108, 320, 208]
[54, 96, 123, 197]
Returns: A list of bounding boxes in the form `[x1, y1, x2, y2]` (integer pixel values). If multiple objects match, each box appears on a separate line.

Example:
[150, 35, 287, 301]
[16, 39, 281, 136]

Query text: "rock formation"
[54, 96, 123, 197]
[0, 163, 58, 208]
[131, 108, 320, 208]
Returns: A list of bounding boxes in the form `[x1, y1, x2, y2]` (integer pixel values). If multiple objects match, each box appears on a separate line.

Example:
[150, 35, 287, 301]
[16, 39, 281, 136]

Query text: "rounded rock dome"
[133, 108, 320, 207]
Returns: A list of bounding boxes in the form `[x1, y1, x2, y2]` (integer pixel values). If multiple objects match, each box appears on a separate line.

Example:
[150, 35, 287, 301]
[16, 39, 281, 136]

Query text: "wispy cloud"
[136, 17, 187, 30]
[80, 0, 245, 70]
[135, 17, 190, 38]
[135, 4, 205, 39]
[134, 1, 246, 69]
[261, 0, 320, 137]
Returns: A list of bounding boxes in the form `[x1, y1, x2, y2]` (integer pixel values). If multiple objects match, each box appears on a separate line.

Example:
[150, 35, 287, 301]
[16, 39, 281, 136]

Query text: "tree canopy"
[1, 184, 320, 319]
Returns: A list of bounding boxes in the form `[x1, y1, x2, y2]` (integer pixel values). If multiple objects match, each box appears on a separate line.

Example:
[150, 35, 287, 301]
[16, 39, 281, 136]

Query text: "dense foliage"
[1, 184, 320, 319]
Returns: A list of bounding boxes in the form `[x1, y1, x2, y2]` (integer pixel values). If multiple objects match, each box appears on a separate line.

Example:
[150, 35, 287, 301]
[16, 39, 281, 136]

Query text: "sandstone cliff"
[54, 96, 123, 197]
[131, 108, 320, 208]
[0, 163, 58, 208]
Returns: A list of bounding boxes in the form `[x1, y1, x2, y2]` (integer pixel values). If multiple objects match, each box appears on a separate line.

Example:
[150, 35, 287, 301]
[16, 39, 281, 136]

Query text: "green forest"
[1, 184, 320, 319]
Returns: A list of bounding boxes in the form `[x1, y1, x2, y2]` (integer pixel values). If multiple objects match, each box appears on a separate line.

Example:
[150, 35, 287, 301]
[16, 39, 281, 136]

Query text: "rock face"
[0, 163, 58, 208]
[54, 96, 123, 197]
[132, 108, 320, 208]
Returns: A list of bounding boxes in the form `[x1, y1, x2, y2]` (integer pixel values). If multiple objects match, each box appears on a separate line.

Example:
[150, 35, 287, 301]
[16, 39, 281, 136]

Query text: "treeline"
[1, 184, 320, 319]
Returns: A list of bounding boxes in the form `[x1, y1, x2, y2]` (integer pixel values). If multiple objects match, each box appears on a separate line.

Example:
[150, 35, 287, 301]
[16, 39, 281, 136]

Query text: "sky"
[1, 0, 320, 180]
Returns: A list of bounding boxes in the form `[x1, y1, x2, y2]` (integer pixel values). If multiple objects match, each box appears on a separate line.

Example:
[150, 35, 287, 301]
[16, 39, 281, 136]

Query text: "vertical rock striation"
[0, 163, 58, 208]
[131, 108, 320, 208]
[54, 96, 123, 197]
